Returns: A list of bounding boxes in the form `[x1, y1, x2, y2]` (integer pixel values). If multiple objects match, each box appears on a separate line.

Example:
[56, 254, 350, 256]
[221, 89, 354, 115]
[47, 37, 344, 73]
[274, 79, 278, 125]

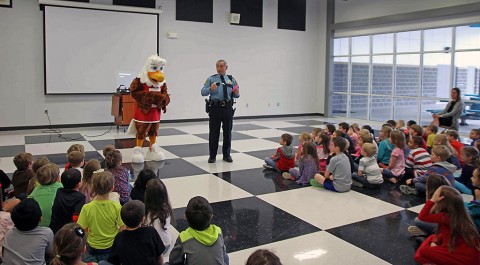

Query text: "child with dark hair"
[446, 130, 464, 164]
[169, 196, 229, 265]
[311, 137, 352, 192]
[106, 200, 165, 265]
[144, 178, 173, 256]
[263, 133, 295, 172]
[466, 166, 480, 231]
[101, 144, 116, 169]
[106, 150, 130, 205]
[455, 146, 479, 195]
[28, 163, 63, 227]
[49, 169, 86, 234]
[130, 169, 156, 202]
[11, 152, 34, 199]
[402, 136, 433, 190]
[337, 122, 355, 154]
[0, 169, 11, 201]
[425, 125, 438, 153]
[3, 198, 54, 264]
[325, 123, 336, 135]
[245, 249, 282, 265]
[470, 129, 480, 146]
[78, 171, 125, 262]
[51, 223, 96, 265]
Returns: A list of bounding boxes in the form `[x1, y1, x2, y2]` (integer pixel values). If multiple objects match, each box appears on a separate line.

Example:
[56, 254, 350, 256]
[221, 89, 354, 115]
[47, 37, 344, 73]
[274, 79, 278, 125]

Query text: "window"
[330, 24, 480, 124]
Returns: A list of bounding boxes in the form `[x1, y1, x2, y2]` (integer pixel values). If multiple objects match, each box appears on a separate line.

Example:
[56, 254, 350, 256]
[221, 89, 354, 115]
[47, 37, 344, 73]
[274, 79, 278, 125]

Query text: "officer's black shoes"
[208, 157, 216, 163]
[223, 156, 233, 163]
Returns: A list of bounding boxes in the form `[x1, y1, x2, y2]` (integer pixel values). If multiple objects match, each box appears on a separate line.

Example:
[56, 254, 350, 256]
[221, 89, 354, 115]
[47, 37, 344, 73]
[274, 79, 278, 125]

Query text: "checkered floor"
[1, 116, 472, 265]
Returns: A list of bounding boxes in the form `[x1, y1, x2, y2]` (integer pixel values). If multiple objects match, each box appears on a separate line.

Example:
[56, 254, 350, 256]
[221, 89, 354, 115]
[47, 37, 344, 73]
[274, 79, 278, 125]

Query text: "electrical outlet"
[44, 109, 48, 114]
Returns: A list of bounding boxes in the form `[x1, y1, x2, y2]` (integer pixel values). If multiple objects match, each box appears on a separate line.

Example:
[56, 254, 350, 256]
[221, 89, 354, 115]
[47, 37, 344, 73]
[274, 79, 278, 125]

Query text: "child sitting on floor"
[310, 137, 352, 193]
[352, 143, 383, 189]
[263, 133, 295, 172]
[283, 141, 319, 185]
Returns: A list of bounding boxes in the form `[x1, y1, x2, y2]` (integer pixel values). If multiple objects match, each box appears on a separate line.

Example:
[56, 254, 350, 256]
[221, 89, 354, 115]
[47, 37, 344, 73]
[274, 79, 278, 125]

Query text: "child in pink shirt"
[381, 131, 406, 184]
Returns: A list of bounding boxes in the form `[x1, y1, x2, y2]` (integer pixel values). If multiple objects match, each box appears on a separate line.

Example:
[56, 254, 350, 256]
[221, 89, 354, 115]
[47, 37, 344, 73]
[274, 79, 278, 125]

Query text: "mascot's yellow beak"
[148, 71, 164, 84]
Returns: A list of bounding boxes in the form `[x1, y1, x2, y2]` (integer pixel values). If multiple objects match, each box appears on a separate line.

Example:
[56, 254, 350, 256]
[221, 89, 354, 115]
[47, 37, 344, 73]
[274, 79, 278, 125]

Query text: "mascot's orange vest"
[133, 83, 161, 123]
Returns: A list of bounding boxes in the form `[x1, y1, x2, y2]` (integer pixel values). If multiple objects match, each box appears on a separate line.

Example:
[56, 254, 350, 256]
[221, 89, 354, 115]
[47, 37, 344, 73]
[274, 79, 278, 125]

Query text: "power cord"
[41, 109, 114, 141]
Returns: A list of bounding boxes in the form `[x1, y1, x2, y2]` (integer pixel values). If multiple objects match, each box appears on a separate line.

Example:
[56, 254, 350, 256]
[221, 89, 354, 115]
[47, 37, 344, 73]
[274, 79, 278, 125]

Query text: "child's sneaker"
[263, 164, 274, 170]
[408, 226, 427, 236]
[352, 180, 363, 188]
[400, 185, 418, 195]
[309, 179, 323, 188]
[282, 172, 294, 180]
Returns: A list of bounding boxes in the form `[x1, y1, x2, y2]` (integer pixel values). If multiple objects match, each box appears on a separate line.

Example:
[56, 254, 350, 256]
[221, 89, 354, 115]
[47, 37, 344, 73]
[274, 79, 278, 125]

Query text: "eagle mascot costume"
[127, 55, 170, 163]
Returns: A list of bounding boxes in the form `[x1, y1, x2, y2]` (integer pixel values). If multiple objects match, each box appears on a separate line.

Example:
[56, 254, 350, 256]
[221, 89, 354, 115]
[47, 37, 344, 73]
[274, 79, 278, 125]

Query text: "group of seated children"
[1, 142, 287, 265]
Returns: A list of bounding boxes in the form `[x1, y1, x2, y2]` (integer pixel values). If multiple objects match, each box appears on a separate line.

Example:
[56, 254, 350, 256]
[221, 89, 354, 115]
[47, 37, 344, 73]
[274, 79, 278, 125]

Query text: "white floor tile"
[409, 193, 473, 214]
[173, 124, 210, 134]
[183, 153, 265, 174]
[0, 135, 25, 146]
[231, 139, 279, 152]
[25, 141, 96, 155]
[118, 147, 178, 163]
[258, 188, 403, 230]
[250, 120, 304, 128]
[0, 157, 16, 174]
[155, 134, 208, 146]
[228, 231, 389, 265]
[237, 128, 299, 138]
[162, 174, 253, 209]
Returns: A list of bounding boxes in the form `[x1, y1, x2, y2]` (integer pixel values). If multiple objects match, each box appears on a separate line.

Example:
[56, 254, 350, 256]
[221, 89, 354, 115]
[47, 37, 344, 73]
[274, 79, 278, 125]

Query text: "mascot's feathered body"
[127, 55, 170, 163]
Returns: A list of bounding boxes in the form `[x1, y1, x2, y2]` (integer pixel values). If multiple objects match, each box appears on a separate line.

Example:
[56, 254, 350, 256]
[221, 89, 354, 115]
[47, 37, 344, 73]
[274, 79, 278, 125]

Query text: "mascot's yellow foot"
[145, 144, 165, 161]
[132, 146, 145, 164]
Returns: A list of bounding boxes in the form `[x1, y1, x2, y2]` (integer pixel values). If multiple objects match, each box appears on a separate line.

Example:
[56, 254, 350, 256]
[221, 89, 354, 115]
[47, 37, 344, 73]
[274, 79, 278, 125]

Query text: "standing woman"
[432, 87, 464, 130]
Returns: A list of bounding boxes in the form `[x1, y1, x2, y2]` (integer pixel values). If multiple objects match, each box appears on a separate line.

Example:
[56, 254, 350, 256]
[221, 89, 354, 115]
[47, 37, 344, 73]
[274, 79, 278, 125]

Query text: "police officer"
[201, 60, 240, 163]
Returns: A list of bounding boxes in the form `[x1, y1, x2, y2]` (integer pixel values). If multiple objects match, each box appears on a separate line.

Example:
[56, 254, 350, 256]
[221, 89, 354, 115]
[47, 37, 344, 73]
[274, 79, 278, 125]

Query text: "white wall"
[0, 0, 326, 128]
[335, 0, 480, 23]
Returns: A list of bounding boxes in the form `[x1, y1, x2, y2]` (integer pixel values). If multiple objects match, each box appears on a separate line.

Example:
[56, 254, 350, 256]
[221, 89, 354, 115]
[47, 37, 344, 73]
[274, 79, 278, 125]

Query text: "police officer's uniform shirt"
[201, 74, 240, 100]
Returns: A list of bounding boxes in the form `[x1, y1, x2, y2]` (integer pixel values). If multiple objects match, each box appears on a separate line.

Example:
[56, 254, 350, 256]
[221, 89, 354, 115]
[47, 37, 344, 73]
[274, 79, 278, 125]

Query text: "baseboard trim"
[0, 113, 324, 131]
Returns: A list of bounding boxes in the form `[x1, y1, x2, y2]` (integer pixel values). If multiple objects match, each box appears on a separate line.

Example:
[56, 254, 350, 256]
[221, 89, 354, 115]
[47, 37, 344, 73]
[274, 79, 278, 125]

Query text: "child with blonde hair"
[425, 125, 438, 153]
[352, 143, 383, 188]
[27, 156, 50, 195]
[414, 186, 480, 264]
[28, 163, 63, 227]
[295, 132, 312, 163]
[433, 134, 461, 169]
[106, 150, 130, 205]
[77, 171, 125, 262]
[381, 131, 406, 184]
[283, 141, 319, 185]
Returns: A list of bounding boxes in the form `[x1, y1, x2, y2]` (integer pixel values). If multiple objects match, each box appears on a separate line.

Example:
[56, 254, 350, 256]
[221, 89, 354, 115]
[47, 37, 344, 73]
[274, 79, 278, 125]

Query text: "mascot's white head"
[138, 55, 167, 88]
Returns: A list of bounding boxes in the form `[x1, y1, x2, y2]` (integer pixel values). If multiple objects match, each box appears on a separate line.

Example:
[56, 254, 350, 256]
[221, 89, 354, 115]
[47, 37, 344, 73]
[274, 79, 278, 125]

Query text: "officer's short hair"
[216, 59, 227, 66]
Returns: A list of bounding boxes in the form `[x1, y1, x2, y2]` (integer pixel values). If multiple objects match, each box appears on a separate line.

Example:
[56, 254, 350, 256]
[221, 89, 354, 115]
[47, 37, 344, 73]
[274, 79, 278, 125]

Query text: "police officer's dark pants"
[209, 105, 233, 159]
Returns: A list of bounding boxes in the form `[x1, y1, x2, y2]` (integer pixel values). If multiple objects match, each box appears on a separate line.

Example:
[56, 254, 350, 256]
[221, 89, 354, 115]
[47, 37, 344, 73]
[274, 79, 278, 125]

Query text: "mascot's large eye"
[152, 66, 158, 71]
[160, 67, 163, 71]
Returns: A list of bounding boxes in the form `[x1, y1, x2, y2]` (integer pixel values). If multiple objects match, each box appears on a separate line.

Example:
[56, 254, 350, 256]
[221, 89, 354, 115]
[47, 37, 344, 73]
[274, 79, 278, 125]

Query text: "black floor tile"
[214, 169, 307, 195]
[244, 150, 274, 161]
[194, 132, 256, 141]
[155, 158, 208, 179]
[327, 210, 419, 265]
[278, 126, 315, 135]
[123, 160, 166, 182]
[0, 145, 25, 157]
[232, 124, 270, 131]
[351, 182, 425, 208]
[162, 143, 238, 158]
[286, 120, 331, 126]
[25, 133, 85, 144]
[158, 128, 188, 136]
[263, 136, 300, 147]
[42, 151, 103, 168]
[171, 197, 320, 253]
[88, 138, 149, 150]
